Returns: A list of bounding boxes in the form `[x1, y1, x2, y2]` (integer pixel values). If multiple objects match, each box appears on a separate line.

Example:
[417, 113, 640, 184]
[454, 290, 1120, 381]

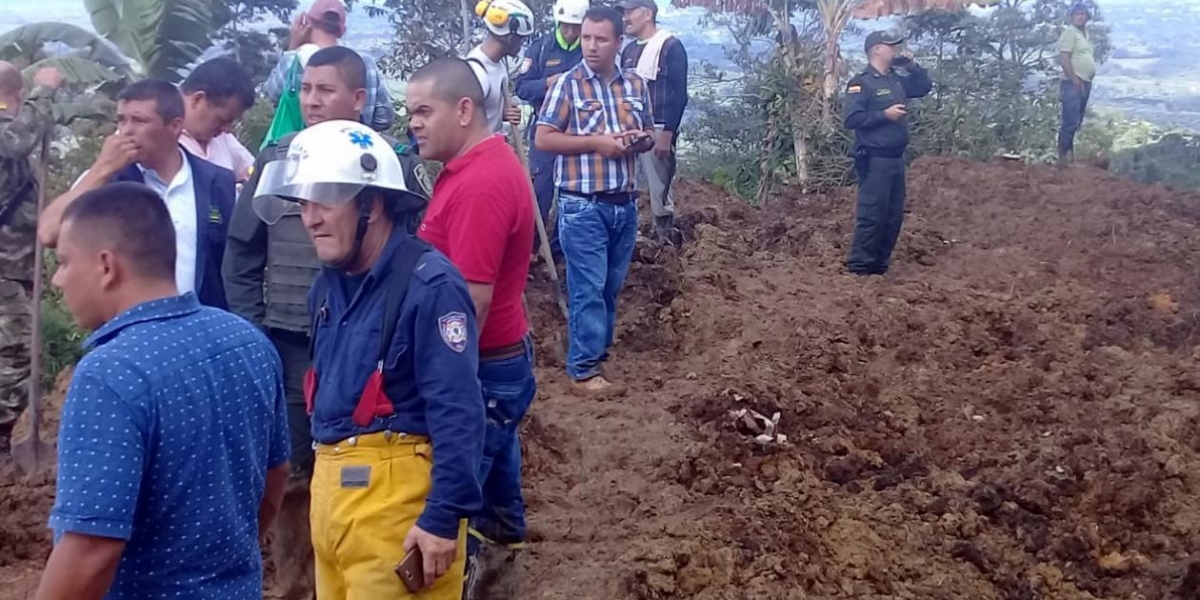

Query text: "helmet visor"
[251, 158, 366, 224]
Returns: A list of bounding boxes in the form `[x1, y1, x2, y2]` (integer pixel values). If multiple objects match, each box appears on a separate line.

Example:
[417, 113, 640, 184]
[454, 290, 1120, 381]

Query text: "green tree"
[358, 0, 554, 78]
[84, 0, 215, 82]
[211, 0, 297, 85]
[902, 0, 1111, 161]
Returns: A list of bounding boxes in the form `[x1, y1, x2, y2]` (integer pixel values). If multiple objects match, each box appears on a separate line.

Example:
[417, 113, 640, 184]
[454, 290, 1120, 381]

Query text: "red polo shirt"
[418, 135, 534, 351]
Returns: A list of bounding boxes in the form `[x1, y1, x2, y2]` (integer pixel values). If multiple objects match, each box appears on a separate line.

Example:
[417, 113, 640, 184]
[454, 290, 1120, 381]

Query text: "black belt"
[564, 190, 637, 205]
[480, 334, 531, 362]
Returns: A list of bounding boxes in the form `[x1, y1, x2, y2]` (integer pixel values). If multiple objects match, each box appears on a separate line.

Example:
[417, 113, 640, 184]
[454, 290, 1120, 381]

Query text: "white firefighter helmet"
[475, 0, 535, 37]
[252, 120, 425, 224]
[553, 0, 588, 24]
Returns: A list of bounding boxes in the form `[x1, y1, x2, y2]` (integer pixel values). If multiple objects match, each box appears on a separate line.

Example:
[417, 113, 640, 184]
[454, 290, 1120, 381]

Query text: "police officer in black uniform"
[843, 30, 932, 276]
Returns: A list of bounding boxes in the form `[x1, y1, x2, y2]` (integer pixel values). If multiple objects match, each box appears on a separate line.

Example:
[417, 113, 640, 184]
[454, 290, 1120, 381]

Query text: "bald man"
[407, 58, 536, 599]
[0, 64, 62, 454]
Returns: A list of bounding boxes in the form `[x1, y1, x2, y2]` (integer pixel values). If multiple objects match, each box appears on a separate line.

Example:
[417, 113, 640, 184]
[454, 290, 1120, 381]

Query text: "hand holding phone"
[395, 547, 424, 593]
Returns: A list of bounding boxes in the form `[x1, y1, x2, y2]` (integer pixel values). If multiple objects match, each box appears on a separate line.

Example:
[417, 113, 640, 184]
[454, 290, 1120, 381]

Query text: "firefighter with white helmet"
[465, 0, 536, 133]
[255, 119, 486, 600]
[513, 0, 589, 257]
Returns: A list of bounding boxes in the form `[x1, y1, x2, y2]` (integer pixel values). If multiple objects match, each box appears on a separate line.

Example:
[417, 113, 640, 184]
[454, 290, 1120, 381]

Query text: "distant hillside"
[2, 0, 1197, 130]
[1112, 133, 1200, 191]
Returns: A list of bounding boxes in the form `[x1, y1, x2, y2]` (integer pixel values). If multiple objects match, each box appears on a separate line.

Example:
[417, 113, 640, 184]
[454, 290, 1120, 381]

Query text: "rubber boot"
[272, 479, 315, 600]
[463, 542, 525, 600]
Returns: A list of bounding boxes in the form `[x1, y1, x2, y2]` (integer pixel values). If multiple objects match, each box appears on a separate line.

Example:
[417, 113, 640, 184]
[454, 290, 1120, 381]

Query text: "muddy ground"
[5, 156, 1200, 599]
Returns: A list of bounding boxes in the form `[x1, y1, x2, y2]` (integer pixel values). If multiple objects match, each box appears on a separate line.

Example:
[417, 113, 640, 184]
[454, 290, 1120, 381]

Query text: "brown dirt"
[6, 156, 1200, 599]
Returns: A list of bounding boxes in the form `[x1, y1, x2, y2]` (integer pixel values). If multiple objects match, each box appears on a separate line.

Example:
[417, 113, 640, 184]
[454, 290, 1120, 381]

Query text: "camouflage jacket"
[0, 87, 55, 282]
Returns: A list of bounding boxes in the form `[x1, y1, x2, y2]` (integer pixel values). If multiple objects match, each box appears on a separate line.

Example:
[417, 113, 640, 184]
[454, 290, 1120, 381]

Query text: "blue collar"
[579, 60, 624, 83]
[85, 293, 202, 350]
[328, 223, 411, 306]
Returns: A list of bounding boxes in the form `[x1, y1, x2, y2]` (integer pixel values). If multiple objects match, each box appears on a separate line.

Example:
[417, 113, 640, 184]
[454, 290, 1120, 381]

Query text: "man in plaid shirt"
[535, 5, 655, 396]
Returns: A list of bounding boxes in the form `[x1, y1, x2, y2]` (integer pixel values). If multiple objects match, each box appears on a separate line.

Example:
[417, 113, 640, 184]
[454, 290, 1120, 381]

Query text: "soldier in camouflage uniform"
[0, 63, 61, 454]
[223, 46, 430, 600]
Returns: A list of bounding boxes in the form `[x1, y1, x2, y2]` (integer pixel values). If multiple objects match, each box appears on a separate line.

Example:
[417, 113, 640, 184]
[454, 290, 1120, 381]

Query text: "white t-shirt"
[466, 46, 508, 134]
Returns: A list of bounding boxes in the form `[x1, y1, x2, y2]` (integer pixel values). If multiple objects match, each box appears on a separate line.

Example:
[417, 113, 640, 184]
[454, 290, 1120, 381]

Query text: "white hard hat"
[553, 0, 588, 24]
[253, 120, 425, 224]
[476, 0, 535, 37]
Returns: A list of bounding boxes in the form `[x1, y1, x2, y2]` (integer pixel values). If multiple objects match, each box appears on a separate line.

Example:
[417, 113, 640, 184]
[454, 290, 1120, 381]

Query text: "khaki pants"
[311, 432, 468, 600]
[636, 125, 678, 219]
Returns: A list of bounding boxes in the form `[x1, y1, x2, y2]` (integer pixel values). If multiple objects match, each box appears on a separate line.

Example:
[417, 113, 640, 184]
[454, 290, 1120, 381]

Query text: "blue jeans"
[529, 147, 560, 255]
[469, 336, 537, 550]
[1059, 79, 1092, 155]
[557, 192, 639, 381]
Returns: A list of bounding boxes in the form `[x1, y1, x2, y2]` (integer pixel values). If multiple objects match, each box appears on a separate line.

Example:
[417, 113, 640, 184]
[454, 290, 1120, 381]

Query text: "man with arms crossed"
[35, 183, 289, 600]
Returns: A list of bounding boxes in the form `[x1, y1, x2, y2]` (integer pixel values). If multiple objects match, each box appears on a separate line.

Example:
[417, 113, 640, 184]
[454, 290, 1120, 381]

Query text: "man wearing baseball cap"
[619, 0, 688, 246]
[842, 30, 932, 277]
[263, 0, 396, 133]
[1057, 2, 1095, 165]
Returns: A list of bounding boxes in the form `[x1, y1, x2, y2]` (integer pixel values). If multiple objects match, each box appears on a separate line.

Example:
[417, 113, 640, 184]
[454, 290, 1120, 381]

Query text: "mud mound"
[518, 158, 1200, 599]
[5, 157, 1200, 599]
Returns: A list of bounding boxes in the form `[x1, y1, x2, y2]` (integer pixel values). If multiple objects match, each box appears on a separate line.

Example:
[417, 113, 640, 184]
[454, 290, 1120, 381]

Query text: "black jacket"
[843, 63, 933, 152]
[111, 149, 235, 310]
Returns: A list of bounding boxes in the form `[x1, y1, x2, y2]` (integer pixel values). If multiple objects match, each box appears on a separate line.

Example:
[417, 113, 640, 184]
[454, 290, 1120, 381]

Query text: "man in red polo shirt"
[407, 58, 536, 599]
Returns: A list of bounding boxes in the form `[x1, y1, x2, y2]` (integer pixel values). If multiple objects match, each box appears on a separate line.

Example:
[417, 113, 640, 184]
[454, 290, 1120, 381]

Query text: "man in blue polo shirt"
[34, 183, 290, 600]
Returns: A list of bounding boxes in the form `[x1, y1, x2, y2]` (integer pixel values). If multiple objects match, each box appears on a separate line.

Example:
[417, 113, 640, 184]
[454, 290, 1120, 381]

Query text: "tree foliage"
[357, 0, 554, 78]
[84, 0, 214, 82]
[210, 0, 297, 85]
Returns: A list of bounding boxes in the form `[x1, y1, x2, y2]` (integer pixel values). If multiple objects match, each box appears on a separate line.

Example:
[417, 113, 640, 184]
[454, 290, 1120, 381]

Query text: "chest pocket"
[618, 98, 646, 132]
[868, 82, 903, 109]
[573, 98, 606, 134]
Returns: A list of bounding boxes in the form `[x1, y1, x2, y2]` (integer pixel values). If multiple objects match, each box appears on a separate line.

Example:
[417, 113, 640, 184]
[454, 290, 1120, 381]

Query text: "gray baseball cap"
[864, 30, 906, 54]
[618, 0, 658, 13]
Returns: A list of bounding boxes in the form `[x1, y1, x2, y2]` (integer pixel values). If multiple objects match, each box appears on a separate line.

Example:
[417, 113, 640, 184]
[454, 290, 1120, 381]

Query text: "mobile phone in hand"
[395, 548, 424, 593]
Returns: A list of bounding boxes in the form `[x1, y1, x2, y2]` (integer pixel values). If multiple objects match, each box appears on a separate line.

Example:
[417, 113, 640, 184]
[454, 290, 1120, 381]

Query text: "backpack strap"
[307, 271, 329, 360]
[375, 236, 432, 367]
[466, 57, 492, 103]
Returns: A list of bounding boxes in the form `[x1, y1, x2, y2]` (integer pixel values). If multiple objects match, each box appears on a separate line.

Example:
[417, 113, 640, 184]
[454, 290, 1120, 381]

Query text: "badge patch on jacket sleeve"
[847, 85, 862, 94]
[520, 57, 533, 73]
[438, 312, 468, 353]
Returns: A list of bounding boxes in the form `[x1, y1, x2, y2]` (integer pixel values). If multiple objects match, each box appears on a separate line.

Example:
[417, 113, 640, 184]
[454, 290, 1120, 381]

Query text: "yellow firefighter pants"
[311, 432, 468, 600]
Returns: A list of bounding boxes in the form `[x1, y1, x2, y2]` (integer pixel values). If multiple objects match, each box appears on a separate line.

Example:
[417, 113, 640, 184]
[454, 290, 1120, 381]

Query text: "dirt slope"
[5, 156, 1200, 599]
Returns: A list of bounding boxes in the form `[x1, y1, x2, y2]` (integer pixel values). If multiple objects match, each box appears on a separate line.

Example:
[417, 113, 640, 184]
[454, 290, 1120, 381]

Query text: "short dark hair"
[181, 57, 256, 110]
[308, 46, 367, 91]
[584, 6, 623, 39]
[61, 182, 177, 282]
[409, 58, 485, 112]
[116, 79, 185, 123]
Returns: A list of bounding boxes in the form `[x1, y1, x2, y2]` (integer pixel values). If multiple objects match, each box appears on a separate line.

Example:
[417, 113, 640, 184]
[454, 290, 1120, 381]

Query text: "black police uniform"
[843, 60, 932, 275]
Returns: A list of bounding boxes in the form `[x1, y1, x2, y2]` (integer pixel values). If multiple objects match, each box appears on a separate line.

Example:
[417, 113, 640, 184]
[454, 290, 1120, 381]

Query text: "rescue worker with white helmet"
[254, 119, 485, 600]
[465, 0, 536, 134]
[513, 0, 588, 256]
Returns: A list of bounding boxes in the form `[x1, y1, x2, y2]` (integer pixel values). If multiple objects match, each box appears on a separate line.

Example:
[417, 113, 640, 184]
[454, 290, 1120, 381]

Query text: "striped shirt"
[537, 61, 653, 195]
